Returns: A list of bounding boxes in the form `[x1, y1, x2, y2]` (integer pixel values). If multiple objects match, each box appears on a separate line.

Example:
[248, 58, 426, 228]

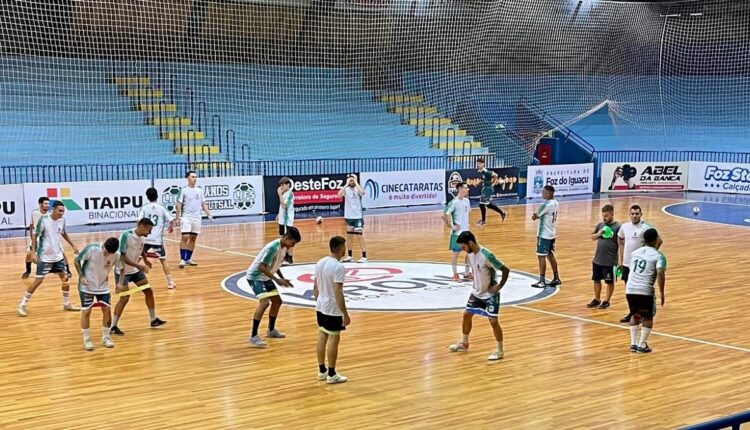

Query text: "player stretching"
[314, 236, 351, 384]
[475, 157, 507, 225]
[139, 187, 177, 289]
[277, 177, 295, 265]
[443, 181, 471, 280]
[338, 174, 367, 263]
[22, 196, 49, 279]
[531, 185, 561, 288]
[75, 238, 119, 351]
[626, 228, 666, 354]
[17, 201, 80, 316]
[175, 171, 213, 268]
[448, 231, 510, 360]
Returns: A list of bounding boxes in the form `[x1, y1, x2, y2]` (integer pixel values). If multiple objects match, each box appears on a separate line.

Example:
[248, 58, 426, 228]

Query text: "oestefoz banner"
[601, 162, 688, 192]
[526, 163, 594, 198]
[0, 184, 26, 230]
[688, 161, 750, 195]
[264, 174, 350, 215]
[446, 167, 520, 201]
[23, 180, 151, 226]
[155, 176, 264, 217]
[362, 169, 444, 209]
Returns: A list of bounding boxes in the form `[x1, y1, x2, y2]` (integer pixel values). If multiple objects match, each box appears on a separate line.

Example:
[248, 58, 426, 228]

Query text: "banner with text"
[154, 176, 264, 217]
[23, 180, 151, 226]
[264, 174, 351, 215]
[362, 169, 445, 208]
[0, 184, 27, 230]
[688, 161, 750, 195]
[526, 163, 594, 198]
[445, 167, 520, 201]
[601, 162, 688, 192]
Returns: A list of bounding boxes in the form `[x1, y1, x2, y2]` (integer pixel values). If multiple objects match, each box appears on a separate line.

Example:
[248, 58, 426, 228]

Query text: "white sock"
[148, 308, 156, 321]
[497, 341, 504, 353]
[111, 315, 120, 327]
[462, 334, 469, 344]
[102, 326, 111, 338]
[62, 291, 71, 306]
[81, 328, 91, 341]
[629, 326, 638, 346]
[20, 292, 32, 306]
[639, 327, 652, 348]
[166, 275, 173, 284]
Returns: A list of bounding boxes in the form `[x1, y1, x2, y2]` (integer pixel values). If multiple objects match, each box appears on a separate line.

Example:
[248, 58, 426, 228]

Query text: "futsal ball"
[693, 206, 700, 215]
[316, 216, 323, 224]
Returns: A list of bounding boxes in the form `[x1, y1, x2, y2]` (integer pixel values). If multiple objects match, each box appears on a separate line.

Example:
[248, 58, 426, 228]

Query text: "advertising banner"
[361, 169, 445, 209]
[264, 174, 350, 215]
[526, 163, 594, 198]
[154, 176, 264, 217]
[601, 162, 688, 192]
[445, 167, 520, 201]
[0, 184, 27, 230]
[688, 162, 750, 195]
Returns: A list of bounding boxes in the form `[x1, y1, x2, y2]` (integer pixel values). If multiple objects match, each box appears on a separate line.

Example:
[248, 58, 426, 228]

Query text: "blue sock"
[180, 249, 187, 261]
[186, 250, 193, 261]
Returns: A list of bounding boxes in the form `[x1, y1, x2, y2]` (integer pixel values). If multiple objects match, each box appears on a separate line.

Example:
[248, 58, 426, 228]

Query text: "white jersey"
[116, 229, 146, 275]
[279, 190, 295, 226]
[444, 197, 471, 234]
[139, 202, 174, 245]
[315, 256, 346, 316]
[178, 186, 205, 219]
[76, 243, 118, 294]
[535, 199, 559, 240]
[343, 187, 363, 220]
[246, 239, 286, 281]
[618, 220, 654, 267]
[35, 215, 66, 263]
[626, 246, 667, 296]
[468, 247, 505, 300]
[30, 209, 45, 231]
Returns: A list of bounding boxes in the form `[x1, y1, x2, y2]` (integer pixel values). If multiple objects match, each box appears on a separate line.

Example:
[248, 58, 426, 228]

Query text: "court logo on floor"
[221, 261, 557, 312]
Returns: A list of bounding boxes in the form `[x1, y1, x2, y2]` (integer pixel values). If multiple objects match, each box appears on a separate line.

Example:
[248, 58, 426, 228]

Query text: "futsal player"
[617, 204, 663, 322]
[442, 181, 471, 280]
[314, 236, 351, 384]
[448, 231, 510, 361]
[110, 218, 166, 336]
[277, 177, 295, 265]
[246, 226, 301, 348]
[475, 157, 507, 225]
[626, 228, 666, 353]
[531, 185, 561, 288]
[17, 201, 80, 317]
[75, 237, 119, 351]
[338, 174, 367, 263]
[175, 170, 213, 268]
[587, 204, 620, 309]
[22, 196, 49, 279]
[139, 187, 177, 288]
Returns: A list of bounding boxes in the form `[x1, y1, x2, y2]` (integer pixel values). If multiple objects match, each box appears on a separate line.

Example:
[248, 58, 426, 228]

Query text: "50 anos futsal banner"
[601, 162, 688, 192]
[526, 163, 593, 198]
[445, 167, 520, 201]
[0, 184, 26, 230]
[688, 162, 750, 195]
[154, 176, 264, 217]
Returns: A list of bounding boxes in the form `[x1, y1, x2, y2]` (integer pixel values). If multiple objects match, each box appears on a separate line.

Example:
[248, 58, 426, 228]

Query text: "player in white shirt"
[174, 170, 213, 268]
[442, 181, 472, 281]
[22, 196, 49, 279]
[246, 226, 301, 348]
[74, 238, 119, 351]
[110, 218, 166, 336]
[625, 228, 666, 354]
[140, 187, 176, 289]
[277, 177, 296, 265]
[448, 231, 511, 361]
[313, 236, 351, 384]
[531, 185, 561, 288]
[17, 201, 80, 317]
[338, 174, 368, 263]
[617, 204, 664, 323]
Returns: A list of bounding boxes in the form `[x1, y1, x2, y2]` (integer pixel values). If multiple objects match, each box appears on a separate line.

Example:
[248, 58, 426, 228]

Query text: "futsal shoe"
[357, 257, 368, 263]
[110, 326, 125, 336]
[620, 314, 631, 323]
[150, 318, 167, 328]
[317, 371, 328, 381]
[637, 344, 652, 354]
[586, 299, 601, 308]
[598, 301, 611, 309]
[102, 337, 115, 348]
[500, 210, 507, 222]
[629, 345, 638, 353]
[452, 274, 461, 282]
[186, 260, 198, 266]
[475, 220, 486, 226]
[547, 278, 562, 287]
[16, 304, 27, 317]
[84, 339, 94, 351]
[266, 329, 286, 338]
[531, 281, 547, 289]
[487, 351, 504, 361]
[326, 373, 348, 384]
[248, 335, 268, 348]
[178, 260, 186, 268]
[63, 303, 81, 312]
[167, 282, 176, 289]
[448, 341, 469, 352]
[21, 272, 30, 279]
[341, 256, 352, 262]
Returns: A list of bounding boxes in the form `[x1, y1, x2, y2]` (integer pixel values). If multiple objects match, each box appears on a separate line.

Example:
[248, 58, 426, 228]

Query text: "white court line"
[661, 202, 750, 230]
[512, 304, 750, 354]
[163, 237, 256, 259]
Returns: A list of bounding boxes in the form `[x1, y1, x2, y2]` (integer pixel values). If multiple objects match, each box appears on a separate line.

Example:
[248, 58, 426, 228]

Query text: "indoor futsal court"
[2, 0, 750, 429]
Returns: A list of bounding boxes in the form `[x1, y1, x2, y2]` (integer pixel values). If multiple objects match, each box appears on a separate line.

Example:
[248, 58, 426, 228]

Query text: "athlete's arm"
[313, 278, 319, 300]
[61, 231, 79, 254]
[259, 263, 292, 287]
[617, 236, 625, 266]
[657, 268, 666, 306]
[334, 281, 350, 326]
[202, 201, 213, 220]
[488, 265, 510, 294]
[655, 236, 664, 250]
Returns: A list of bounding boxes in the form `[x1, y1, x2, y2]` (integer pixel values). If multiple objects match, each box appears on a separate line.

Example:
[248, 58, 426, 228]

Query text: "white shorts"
[181, 216, 201, 234]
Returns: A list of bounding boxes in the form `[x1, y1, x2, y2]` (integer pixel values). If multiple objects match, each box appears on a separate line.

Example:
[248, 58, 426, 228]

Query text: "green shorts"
[345, 218, 364, 230]
[449, 233, 462, 252]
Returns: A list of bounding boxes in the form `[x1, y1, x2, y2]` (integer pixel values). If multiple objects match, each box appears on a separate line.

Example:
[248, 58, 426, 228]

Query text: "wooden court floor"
[1, 195, 748, 429]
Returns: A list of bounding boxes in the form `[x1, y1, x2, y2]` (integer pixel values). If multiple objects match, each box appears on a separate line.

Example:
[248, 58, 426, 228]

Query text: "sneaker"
[637, 344, 652, 354]
[630, 344, 638, 353]
[17, 304, 27, 317]
[463, 273, 474, 280]
[326, 373, 348, 384]
[186, 260, 198, 266]
[21, 272, 30, 279]
[531, 281, 547, 289]
[357, 257, 368, 263]
[547, 278, 562, 287]
[452, 273, 461, 281]
[266, 329, 286, 338]
[178, 260, 186, 268]
[341, 256, 353, 263]
[167, 282, 176, 289]
[84, 339, 94, 351]
[63, 303, 81, 312]
[448, 341, 469, 352]
[487, 351, 504, 361]
[620, 314, 631, 323]
[500, 210, 507, 222]
[102, 337, 115, 348]
[150, 318, 167, 328]
[586, 299, 601, 308]
[110, 326, 125, 336]
[248, 335, 268, 348]
[281, 260, 291, 266]
[598, 301, 611, 309]
[475, 220, 486, 225]
[317, 371, 328, 381]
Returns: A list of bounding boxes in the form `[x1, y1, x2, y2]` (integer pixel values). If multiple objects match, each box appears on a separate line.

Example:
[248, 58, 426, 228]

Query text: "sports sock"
[629, 325, 638, 345]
